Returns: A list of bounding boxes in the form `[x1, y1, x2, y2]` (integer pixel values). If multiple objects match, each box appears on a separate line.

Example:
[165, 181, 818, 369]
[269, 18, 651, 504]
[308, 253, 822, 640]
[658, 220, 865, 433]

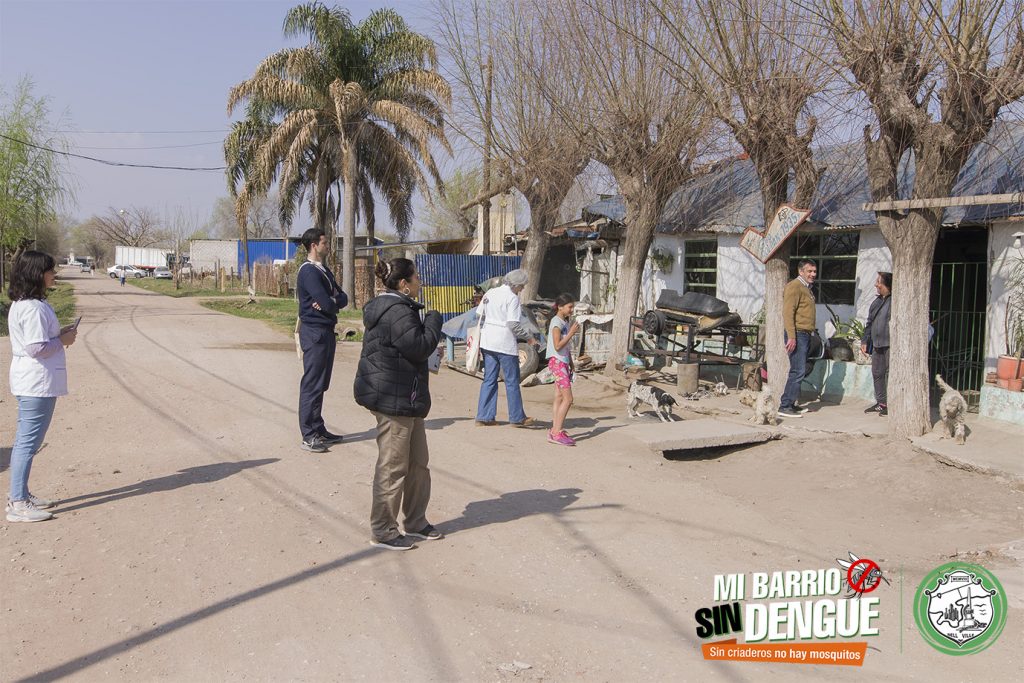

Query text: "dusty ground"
[1, 269, 1021, 682]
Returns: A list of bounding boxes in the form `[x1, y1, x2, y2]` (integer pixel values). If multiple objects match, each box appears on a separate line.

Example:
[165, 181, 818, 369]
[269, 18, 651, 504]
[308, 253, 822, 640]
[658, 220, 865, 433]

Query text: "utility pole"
[481, 53, 493, 256]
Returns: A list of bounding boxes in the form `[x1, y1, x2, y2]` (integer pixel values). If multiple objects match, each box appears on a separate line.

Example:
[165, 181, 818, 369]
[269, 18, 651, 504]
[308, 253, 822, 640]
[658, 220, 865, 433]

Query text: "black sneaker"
[300, 436, 329, 453]
[878, 406, 888, 416]
[319, 430, 344, 445]
[405, 524, 444, 541]
[864, 403, 882, 414]
[793, 404, 811, 414]
[371, 535, 417, 551]
[777, 407, 804, 419]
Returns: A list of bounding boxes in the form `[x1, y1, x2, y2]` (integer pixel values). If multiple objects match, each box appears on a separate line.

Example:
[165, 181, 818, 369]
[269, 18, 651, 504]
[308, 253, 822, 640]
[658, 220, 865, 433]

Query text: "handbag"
[465, 304, 486, 373]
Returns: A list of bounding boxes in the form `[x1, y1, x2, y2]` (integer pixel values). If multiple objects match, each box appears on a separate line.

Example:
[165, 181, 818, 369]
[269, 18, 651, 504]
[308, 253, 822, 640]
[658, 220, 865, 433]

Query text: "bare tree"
[208, 195, 282, 240]
[421, 167, 481, 239]
[821, 0, 1024, 437]
[537, 0, 716, 372]
[84, 207, 168, 248]
[70, 220, 112, 267]
[439, 0, 591, 301]
[166, 207, 202, 290]
[651, 0, 828, 401]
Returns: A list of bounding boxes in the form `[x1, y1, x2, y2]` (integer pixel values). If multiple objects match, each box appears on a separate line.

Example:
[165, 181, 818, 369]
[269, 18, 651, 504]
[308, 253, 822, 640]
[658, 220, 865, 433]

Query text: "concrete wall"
[979, 384, 1024, 425]
[644, 229, 892, 339]
[985, 220, 1023, 373]
[190, 240, 237, 273]
[716, 233, 765, 324]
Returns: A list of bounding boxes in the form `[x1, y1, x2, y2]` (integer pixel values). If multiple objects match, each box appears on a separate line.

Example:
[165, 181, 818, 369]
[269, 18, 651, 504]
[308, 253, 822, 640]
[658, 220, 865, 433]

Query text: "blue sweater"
[297, 261, 348, 327]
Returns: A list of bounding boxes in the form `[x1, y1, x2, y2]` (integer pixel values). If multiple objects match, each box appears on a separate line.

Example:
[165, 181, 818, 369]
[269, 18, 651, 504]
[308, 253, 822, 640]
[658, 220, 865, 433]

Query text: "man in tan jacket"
[779, 260, 817, 418]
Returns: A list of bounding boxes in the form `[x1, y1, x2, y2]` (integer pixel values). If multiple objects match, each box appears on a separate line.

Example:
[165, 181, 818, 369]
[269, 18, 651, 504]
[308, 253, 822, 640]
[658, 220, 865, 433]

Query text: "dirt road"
[2, 269, 1021, 681]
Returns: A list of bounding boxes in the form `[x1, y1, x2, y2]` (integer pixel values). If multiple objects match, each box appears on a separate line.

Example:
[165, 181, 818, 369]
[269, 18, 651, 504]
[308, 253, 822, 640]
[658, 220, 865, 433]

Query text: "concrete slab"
[623, 417, 780, 453]
[911, 420, 1024, 483]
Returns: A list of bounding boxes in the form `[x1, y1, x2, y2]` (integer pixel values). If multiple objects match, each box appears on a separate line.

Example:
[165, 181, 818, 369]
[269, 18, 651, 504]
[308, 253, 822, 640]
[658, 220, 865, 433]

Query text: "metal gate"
[415, 254, 521, 322]
[929, 261, 987, 410]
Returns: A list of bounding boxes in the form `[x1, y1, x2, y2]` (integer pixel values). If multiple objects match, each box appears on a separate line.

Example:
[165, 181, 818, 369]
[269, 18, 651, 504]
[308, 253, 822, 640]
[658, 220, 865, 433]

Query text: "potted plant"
[824, 304, 863, 362]
[997, 254, 1024, 383]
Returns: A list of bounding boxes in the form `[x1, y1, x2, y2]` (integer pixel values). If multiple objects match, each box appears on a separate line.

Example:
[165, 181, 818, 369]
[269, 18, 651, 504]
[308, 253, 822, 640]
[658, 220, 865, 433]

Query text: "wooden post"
[481, 53, 493, 255]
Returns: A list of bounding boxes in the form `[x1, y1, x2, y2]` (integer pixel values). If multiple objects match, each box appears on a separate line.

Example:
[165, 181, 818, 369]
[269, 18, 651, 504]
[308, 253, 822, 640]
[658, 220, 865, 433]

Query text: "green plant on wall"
[650, 247, 674, 273]
[1006, 254, 1024, 358]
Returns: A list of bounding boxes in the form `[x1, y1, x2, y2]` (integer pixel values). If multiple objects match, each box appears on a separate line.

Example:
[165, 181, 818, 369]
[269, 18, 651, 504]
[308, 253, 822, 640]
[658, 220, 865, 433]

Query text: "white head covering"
[503, 269, 528, 287]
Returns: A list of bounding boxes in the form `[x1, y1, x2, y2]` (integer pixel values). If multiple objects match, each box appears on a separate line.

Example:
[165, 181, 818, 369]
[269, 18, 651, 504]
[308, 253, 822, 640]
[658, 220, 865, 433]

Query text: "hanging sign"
[739, 204, 811, 263]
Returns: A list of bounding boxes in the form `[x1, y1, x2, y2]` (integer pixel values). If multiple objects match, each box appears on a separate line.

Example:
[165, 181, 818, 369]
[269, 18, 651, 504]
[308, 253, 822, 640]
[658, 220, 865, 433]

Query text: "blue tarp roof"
[583, 121, 1024, 233]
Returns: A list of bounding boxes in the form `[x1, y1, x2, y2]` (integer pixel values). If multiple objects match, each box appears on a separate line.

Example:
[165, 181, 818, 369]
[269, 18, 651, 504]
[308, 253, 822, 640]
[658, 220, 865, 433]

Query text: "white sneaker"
[6, 500, 53, 523]
[27, 493, 54, 509]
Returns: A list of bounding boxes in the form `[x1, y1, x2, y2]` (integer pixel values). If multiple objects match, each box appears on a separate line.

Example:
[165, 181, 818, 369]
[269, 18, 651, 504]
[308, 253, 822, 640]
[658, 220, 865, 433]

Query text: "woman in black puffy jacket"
[354, 258, 443, 551]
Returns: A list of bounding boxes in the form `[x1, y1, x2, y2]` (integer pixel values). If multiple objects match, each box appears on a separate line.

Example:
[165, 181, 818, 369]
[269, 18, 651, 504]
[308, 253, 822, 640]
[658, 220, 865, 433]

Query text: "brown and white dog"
[626, 382, 678, 422]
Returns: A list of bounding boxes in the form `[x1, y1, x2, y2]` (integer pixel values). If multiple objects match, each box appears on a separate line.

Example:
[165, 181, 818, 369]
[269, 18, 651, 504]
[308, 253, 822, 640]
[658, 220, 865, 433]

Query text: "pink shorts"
[548, 357, 573, 389]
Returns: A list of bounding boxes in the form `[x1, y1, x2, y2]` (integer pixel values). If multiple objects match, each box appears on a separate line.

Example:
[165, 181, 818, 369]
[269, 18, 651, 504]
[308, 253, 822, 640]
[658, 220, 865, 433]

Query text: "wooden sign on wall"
[739, 204, 811, 263]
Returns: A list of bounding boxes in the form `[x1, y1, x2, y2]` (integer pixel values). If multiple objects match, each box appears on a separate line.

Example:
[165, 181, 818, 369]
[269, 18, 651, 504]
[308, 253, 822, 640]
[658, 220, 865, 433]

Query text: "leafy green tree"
[0, 77, 72, 280]
[227, 2, 451, 305]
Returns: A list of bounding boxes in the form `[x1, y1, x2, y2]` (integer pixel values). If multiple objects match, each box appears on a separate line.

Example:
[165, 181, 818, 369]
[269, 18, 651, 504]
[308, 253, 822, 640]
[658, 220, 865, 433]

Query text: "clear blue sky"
[0, 0, 445, 236]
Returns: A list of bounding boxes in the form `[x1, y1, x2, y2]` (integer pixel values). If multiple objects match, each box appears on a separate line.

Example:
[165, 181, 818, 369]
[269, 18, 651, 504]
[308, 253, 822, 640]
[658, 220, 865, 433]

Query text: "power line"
[0, 133, 227, 172]
[75, 140, 224, 150]
[46, 128, 230, 134]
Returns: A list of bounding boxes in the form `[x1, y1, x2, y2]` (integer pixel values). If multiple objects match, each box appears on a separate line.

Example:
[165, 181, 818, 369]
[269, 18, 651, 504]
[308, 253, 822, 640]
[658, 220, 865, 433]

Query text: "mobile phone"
[72, 316, 82, 329]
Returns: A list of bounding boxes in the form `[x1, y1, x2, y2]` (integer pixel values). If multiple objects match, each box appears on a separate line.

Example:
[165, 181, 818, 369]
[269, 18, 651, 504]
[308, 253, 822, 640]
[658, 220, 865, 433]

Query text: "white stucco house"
[583, 122, 1024, 423]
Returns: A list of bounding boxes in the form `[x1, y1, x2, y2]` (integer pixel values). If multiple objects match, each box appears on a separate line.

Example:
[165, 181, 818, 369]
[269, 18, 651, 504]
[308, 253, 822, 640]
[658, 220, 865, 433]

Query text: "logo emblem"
[914, 563, 1006, 655]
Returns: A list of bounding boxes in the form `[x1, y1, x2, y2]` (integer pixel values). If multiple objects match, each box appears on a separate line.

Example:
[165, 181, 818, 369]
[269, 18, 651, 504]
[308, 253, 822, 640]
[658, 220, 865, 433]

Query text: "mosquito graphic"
[837, 551, 890, 597]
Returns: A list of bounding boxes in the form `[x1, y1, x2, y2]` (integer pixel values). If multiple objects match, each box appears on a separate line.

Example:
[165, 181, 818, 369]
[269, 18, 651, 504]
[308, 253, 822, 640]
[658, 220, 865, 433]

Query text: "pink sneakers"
[548, 430, 576, 446]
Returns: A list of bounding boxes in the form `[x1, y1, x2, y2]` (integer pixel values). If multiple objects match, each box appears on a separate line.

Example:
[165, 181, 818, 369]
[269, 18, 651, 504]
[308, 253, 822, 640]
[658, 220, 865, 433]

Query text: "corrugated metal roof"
[583, 121, 1024, 233]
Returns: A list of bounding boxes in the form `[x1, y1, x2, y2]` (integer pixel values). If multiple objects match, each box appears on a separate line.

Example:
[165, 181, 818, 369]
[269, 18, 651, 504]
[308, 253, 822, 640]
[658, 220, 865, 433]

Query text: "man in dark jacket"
[354, 258, 443, 551]
[861, 271, 892, 416]
[296, 228, 348, 452]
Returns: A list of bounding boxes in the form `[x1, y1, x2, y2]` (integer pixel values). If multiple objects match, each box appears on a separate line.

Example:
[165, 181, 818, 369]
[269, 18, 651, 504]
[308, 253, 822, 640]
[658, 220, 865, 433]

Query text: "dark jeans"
[871, 346, 889, 406]
[298, 323, 337, 440]
[781, 331, 810, 410]
[476, 350, 526, 423]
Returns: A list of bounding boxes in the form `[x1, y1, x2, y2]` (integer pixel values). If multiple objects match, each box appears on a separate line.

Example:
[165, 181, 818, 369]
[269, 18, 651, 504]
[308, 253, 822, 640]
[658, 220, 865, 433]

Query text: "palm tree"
[226, 2, 450, 304]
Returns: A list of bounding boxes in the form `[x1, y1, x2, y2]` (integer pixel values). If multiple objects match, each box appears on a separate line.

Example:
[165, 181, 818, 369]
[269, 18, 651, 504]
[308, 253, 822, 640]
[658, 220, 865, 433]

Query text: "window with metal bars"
[684, 239, 717, 297]
[788, 232, 860, 304]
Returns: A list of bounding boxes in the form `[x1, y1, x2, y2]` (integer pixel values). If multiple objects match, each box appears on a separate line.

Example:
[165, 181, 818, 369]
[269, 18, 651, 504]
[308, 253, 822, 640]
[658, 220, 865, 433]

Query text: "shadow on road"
[53, 459, 279, 513]
[438, 487, 600, 534]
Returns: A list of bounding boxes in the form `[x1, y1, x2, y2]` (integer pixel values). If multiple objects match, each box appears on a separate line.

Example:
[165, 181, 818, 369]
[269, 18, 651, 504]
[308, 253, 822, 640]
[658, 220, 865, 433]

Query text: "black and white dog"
[626, 382, 678, 422]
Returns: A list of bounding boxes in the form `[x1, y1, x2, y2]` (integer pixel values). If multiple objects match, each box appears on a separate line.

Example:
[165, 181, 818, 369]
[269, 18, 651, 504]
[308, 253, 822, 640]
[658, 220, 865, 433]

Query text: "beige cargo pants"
[370, 412, 431, 542]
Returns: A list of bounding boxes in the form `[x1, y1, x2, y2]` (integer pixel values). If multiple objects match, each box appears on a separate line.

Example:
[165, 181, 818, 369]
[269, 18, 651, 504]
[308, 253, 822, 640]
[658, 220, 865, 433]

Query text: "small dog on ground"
[627, 382, 678, 422]
[750, 386, 777, 425]
[935, 374, 967, 445]
[713, 381, 729, 396]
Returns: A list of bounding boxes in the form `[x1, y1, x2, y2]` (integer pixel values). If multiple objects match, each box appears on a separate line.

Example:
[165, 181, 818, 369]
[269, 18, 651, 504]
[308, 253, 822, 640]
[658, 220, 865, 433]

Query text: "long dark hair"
[552, 293, 575, 312]
[375, 257, 415, 291]
[8, 251, 56, 301]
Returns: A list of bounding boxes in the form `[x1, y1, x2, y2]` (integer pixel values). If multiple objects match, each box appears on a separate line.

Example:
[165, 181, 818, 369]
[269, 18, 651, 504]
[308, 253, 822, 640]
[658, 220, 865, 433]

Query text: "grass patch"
[0, 282, 77, 336]
[127, 278, 250, 298]
[200, 298, 362, 337]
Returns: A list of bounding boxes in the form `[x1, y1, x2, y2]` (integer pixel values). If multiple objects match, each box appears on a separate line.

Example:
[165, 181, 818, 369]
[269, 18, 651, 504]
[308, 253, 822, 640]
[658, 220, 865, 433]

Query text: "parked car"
[440, 297, 552, 380]
[153, 266, 172, 280]
[107, 265, 145, 279]
[80, 262, 93, 273]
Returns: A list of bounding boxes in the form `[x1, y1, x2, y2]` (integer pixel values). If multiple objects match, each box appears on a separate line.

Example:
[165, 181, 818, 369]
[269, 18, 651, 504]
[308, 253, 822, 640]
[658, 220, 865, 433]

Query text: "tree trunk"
[604, 190, 661, 376]
[878, 210, 939, 438]
[239, 219, 250, 288]
[519, 197, 559, 303]
[341, 142, 357, 308]
[755, 167, 792, 400]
